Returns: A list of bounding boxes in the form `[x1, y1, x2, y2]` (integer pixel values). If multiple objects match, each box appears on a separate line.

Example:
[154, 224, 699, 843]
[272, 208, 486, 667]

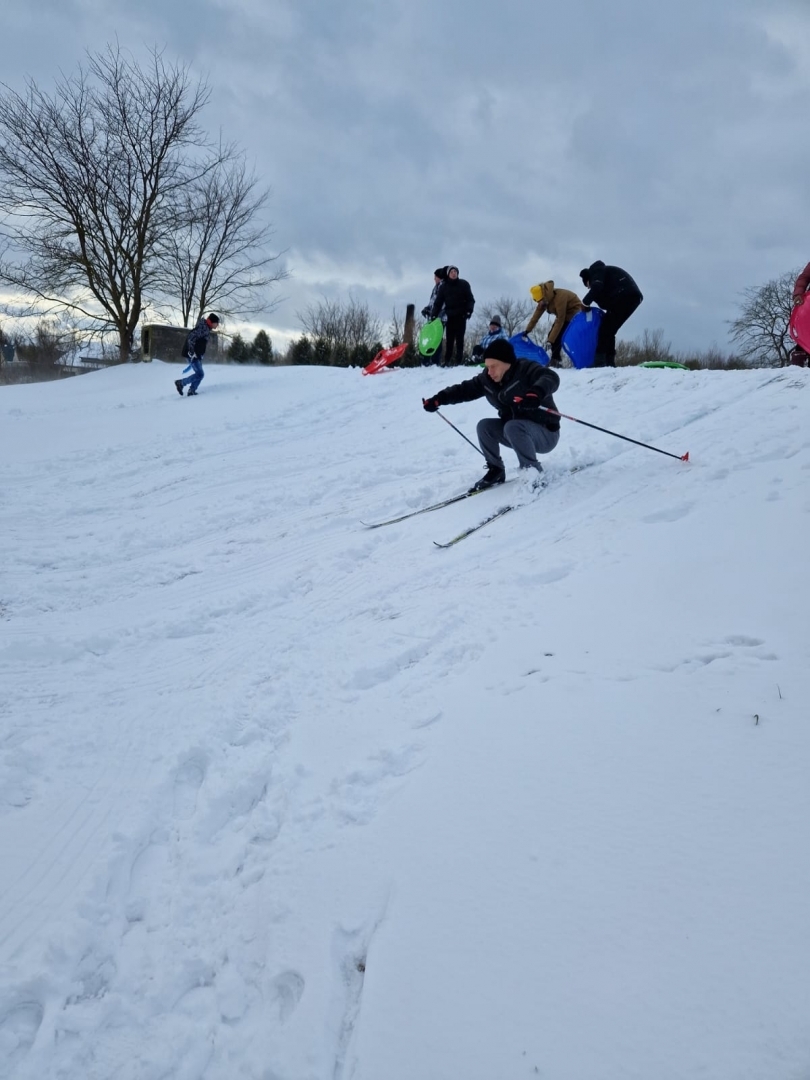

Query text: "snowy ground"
[1, 359, 809, 1080]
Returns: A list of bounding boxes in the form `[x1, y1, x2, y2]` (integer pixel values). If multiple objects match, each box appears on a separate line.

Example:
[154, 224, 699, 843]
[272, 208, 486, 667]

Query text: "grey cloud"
[2, 0, 810, 350]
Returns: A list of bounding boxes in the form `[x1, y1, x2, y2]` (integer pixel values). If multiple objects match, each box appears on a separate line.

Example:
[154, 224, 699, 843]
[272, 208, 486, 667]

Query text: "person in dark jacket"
[175, 313, 219, 395]
[431, 265, 474, 366]
[422, 337, 560, 492]
[421, 266, 448, 366]
[471, 314, 508, 361]
[580, 261, 643, 367]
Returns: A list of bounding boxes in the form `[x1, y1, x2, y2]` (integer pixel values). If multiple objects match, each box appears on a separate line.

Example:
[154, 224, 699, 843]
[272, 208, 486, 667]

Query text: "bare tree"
[156, 151, 286, 326]
[615, 328, 674, 366]
[15, 317, 81, 373]
[468, 295, 534, 345]
[729, 270, 797, 366]
[389, 306, 405, 346]
[297, 296, 383, 353]
[0, 45, 212, 360]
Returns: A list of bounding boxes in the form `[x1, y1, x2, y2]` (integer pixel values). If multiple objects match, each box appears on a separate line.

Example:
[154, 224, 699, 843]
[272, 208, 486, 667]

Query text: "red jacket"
[793, 263, 810, 300]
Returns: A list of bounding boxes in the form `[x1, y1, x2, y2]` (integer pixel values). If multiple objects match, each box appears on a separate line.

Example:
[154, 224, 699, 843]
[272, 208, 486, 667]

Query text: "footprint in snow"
[641, 502, 694, 524]
[173, 752, 208, 820]
[270, 970, 305, 1023]
[0, 999, 44, 1065]
[125, 838, 169, 924]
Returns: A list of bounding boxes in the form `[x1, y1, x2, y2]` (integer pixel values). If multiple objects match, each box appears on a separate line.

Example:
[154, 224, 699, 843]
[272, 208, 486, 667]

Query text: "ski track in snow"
[0, 363, 809, 1078]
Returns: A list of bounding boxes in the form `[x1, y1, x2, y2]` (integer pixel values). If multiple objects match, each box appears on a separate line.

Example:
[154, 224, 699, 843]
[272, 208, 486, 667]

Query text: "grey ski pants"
[477, 417, 560, 470]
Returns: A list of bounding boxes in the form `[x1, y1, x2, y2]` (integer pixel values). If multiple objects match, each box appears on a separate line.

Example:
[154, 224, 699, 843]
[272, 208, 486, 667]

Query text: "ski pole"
[435, 409, 485, 457]
[537, 405, 689, 462]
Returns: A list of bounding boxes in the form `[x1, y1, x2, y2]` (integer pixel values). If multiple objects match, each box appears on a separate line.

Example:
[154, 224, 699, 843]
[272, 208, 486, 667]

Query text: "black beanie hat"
[434, 266, 448, 280]
[579, 268, 590, 285]
[484, 338, 516, 364]
[489, 314, 502, 326]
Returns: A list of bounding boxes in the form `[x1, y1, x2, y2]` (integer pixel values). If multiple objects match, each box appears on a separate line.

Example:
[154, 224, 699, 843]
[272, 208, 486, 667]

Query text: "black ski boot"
[468, 465, 506, 493]
[174, 380, 184, 396]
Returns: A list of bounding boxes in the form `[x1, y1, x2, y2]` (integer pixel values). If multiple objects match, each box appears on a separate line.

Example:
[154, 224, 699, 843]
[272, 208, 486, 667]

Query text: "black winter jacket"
[432, 276, 475, 320]
[434, 359, 561, 430]
[582, 261, 642, 308]
[183, 317, 214, 360]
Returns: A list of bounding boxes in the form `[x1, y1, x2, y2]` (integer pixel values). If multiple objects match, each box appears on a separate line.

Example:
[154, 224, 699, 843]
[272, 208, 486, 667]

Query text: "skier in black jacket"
[430, 265, 474, 367]
[423, 338, 560, 492]
[580, 261, 642, 367]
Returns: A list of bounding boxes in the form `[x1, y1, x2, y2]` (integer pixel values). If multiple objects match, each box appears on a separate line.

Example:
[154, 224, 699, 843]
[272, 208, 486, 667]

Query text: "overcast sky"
[4, 0, 810, 351]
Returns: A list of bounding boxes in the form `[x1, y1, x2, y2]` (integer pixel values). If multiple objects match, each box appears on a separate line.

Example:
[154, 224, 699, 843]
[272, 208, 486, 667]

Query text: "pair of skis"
[362, 463, 593, 547]
[362, 481, 518, 547]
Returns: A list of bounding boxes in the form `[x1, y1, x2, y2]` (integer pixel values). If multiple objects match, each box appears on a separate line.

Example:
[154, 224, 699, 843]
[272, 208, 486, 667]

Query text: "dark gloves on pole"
[422, 397, 440, 413]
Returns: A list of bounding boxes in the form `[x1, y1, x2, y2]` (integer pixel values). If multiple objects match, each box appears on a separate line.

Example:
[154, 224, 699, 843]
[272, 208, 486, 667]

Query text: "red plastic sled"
[363, 342, 409, 375]
[789, 302, 810, 353]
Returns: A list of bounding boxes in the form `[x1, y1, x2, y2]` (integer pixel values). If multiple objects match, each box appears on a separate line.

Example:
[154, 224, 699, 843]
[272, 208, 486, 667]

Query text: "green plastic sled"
[417, 318, 444, 357]
[639, 361, 689, 370]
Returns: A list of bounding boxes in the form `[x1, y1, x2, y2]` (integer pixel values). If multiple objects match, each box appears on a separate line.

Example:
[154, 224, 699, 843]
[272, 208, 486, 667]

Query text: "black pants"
[594, 294, 642, 366]
[445, 314, 467, 365]
[549, 322, 570, 366]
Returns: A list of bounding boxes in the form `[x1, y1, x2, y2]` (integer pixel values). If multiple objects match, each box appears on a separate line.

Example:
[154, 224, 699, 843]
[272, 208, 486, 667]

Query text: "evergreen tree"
[332, 342, 350, 367]
[288, 335, 313, 365]
[312, 337, 331, 366]
[350, 343, 373, 368]
[251, 329, 273, 364]
[228, 333, 252, 363]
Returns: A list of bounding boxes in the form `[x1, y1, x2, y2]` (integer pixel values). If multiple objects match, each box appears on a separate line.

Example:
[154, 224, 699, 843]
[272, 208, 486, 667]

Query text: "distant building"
[140, 324, 220, 364]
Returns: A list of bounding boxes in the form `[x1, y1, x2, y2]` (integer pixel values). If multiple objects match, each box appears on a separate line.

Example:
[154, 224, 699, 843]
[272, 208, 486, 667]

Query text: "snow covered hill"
[1, 360, 809, 1080]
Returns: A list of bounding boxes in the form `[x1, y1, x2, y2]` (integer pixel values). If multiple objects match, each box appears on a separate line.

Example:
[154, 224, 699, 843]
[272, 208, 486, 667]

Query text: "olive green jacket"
[526, 282, 585, 344]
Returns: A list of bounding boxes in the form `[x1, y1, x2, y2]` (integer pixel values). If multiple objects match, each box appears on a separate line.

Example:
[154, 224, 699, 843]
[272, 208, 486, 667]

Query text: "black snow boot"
[187, 388, 198, 396]
[469, 465, 506, 493]
[175, 380, 184, 395]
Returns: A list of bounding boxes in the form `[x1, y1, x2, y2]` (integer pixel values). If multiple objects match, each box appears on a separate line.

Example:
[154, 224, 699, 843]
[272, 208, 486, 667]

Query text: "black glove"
[510, 392, 542, 414]
[421, 306, 431, 318]
[471, 345, 483, 358]
[422, 397, 440, 413]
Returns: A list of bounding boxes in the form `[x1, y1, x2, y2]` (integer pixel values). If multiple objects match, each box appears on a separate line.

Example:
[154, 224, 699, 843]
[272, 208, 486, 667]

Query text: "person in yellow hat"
[523, 281, 583, 366]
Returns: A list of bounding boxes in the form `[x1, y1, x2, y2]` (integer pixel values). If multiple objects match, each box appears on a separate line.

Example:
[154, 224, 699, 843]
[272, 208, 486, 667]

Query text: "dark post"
[404, 304, 415, 348]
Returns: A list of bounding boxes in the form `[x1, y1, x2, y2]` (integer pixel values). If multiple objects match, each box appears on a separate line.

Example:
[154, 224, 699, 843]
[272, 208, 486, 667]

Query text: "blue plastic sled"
[507, 334, 550, 365]
[561, 308, 604, 369]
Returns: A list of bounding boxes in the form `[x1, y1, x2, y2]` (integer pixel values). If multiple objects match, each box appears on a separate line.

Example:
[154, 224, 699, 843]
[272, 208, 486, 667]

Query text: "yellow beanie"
[530, 284, 543, 303]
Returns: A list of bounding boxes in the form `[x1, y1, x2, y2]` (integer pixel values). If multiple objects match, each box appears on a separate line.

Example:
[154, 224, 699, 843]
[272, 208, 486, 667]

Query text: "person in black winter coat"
[421, 266, 448, 366]
[175, 313, 220, 395]
[422, 337, 560, 492]
[580, 261, 643, 367]
[430, 265, 474, 366]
